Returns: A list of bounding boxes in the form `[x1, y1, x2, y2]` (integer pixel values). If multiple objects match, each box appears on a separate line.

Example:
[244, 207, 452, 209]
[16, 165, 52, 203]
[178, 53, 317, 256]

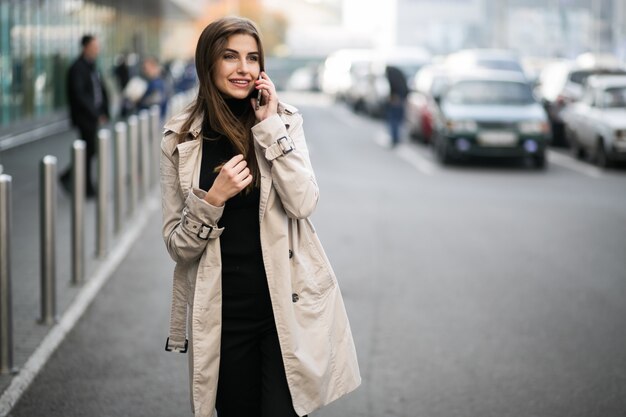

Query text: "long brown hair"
[178, 17, 265, 188]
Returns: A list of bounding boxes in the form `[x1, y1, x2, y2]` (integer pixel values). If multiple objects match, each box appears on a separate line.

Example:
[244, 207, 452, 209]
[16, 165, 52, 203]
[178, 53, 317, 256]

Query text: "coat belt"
[165, 262, 189, 353]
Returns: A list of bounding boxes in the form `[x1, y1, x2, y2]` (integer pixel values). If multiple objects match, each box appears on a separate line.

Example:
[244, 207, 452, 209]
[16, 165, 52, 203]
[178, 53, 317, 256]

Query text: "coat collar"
[163, 107, 203, 138]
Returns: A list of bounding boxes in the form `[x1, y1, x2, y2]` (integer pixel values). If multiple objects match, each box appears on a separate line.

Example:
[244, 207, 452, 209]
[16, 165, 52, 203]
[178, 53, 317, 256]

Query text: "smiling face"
[213, 34, 260, 99]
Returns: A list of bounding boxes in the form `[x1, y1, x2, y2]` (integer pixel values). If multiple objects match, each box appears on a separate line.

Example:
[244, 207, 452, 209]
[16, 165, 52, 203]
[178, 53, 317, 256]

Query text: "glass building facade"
[0, 0, 162, 130]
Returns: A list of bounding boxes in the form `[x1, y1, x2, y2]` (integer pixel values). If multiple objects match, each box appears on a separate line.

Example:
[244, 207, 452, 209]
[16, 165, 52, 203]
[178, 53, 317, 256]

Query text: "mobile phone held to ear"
[255, 74, 263, 110]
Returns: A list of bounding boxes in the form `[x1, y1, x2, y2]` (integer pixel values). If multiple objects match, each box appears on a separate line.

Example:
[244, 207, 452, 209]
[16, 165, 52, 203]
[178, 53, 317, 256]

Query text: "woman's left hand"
[252, 71, 278, 122]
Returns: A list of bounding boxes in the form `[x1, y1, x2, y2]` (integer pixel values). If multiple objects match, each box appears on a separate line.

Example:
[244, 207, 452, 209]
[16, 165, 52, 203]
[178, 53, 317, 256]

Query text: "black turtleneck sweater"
[199, 99, 272, 318]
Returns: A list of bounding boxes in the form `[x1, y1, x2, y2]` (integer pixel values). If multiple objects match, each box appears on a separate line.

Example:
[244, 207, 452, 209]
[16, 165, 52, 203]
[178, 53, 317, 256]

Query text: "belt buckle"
[165, 337, 188, 353]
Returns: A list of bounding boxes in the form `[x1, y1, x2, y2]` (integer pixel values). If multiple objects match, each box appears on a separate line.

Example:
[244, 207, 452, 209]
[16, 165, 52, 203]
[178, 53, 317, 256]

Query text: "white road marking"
[332, 106, 439, 175]
[374, 131, 391, 147]
[330, 102, 607, 179]
[395, 143, 439, 176]
[548, 150, 604, 179]
[0, 193, 160, 417]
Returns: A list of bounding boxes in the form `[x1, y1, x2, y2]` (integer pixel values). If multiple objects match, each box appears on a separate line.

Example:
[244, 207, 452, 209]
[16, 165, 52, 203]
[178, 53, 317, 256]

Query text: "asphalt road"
[9, 92, 626, 417]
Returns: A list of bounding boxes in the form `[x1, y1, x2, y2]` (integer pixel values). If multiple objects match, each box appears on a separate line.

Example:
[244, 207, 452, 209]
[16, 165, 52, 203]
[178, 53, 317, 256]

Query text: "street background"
[1, 0, 626, 416]
[4, 92, 626, 416]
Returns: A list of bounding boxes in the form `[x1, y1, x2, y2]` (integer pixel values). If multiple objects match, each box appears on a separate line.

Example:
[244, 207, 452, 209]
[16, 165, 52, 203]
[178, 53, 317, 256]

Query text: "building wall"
[0, 0, 162, 129]
[396, 0, 484, 53]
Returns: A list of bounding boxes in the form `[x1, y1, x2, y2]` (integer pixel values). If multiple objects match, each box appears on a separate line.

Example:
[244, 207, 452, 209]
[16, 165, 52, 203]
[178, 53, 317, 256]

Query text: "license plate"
[477, 131, 517, 147]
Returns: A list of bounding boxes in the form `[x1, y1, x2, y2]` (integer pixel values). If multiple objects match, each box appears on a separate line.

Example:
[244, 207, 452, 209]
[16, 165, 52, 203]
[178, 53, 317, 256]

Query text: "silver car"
[536, 54, 625, 146]
[562, 75, 626, 167]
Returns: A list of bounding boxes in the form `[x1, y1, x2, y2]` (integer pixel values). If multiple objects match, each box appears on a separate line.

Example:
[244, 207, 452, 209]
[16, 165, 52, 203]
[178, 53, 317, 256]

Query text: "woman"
[160, 17, 360, 417]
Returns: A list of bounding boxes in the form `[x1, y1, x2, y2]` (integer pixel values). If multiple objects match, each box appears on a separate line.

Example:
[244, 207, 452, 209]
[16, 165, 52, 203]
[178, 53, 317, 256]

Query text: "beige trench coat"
[159, 102, 361, 417]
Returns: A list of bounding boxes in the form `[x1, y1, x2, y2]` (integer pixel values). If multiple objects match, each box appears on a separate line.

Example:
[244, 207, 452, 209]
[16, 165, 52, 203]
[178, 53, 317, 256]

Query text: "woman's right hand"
[204, 154, 252, 207]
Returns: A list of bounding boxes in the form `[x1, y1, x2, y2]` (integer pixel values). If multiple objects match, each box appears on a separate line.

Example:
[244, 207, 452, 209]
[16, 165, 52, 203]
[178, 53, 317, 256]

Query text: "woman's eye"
[224, 54, 236, 60]
[248, 56, 259, 62]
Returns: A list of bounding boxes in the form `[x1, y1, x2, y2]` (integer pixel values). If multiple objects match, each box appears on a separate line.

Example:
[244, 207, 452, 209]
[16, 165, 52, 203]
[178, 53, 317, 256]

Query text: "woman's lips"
[229, 79, 250, 88]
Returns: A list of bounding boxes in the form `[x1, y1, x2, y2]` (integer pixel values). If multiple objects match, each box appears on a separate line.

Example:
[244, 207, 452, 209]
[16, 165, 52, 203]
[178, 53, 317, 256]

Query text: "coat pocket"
[289, 218, 336, 296]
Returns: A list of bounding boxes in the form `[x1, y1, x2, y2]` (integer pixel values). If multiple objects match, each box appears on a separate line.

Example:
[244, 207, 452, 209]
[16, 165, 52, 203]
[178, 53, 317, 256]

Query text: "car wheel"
[595, 138, 611, 168]
[435, 136, 451, 164]
[353, 99, 365, 113]
[566, 127, 585, 159]
[408, 126, 421, 141]
[550, 121, 566, 147]
[533, 152, 546, 169]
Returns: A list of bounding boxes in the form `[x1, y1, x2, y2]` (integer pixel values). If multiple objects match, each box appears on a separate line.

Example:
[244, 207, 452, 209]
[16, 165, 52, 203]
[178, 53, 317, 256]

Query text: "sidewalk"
[0, 128, 101, 389]
[5, 205, 191, 417]
[0, 91, 195, 416]
[0, 123, 160, 410]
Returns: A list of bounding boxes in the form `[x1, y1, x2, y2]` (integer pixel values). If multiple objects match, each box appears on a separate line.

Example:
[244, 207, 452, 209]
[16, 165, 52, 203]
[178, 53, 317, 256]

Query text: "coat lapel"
[257, 151, 272, 223]
[171, 110, 290, 220]
[176, 139, 201, 199]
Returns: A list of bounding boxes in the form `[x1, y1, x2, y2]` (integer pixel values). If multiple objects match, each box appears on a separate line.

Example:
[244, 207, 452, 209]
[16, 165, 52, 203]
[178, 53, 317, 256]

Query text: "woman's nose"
[237, 61, 249, 74]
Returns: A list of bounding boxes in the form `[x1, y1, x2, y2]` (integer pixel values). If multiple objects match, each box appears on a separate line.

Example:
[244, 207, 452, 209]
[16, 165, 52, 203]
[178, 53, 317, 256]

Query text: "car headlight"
[446, 120, 477, 133]
[518, 120, 549, 135]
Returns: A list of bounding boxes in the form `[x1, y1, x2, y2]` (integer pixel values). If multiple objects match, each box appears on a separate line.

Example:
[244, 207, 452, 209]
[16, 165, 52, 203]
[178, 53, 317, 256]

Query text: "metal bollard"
[71, 141, 86, 286]
[139, 110, 151, 198]
[96, 130, 111, 258]
[114, 122, 127, 234]
[149, 105, 161, 188]
[166, 96, 176, 120]
[39, 156, 57, 325]
[0, 174, 16, 374]
[128, 115, 139, 215]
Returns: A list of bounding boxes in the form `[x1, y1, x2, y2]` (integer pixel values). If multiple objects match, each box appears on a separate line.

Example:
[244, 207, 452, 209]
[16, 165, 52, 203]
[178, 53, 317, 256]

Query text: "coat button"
[292, 293, 299, 303]
[288, 250, 293, 259]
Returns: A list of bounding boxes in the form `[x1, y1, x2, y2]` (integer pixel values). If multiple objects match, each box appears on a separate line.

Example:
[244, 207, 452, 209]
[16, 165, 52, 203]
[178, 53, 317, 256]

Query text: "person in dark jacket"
[385, 65, 408, 148]
[60, 34, 109, 197]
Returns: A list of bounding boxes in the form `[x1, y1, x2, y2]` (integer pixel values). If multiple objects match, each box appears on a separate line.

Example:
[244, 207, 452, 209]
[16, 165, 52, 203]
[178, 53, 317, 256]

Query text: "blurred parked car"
[343, 55, 375, 112]
[536, 54, 626, 146]
[561, 75, 626, 167]
[432, 71, 550, 168]
[406, 64, 449, 143]
[360, 47, 431, 117]
[320, 49, 374, 100]
[286, 64, 321, 91]
[444, 49, 527, 77]
[266, 56, 325, 91]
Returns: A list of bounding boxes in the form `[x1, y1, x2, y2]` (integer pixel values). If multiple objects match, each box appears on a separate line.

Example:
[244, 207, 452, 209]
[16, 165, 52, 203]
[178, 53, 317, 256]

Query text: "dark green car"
[433, 72, 551, 168]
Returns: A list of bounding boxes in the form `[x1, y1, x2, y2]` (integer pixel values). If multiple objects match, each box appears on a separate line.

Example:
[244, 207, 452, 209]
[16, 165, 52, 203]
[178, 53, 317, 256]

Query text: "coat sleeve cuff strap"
[182, 212, 223, 240]
[265, 135, 296, 161]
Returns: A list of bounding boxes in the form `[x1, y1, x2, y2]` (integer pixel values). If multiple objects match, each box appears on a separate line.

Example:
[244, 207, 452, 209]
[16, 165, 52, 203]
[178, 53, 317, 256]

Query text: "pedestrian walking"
[137, 56, 168, 119]
[113, 52, 130, 91]
[385, 65, 409, 147]
[60, 34, 109, 197]
[160, 17, 360, 417]
[113, 52, 134, 117]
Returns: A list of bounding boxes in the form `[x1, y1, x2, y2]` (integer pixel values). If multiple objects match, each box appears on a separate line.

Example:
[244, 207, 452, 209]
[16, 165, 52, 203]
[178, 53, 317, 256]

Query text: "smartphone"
[255, 74, 263, 110]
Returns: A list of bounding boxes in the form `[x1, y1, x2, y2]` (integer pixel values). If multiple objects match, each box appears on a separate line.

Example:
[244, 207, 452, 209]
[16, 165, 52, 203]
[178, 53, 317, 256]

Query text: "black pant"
[216, 299, 301, 417]
[61, 123, 97, 192]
